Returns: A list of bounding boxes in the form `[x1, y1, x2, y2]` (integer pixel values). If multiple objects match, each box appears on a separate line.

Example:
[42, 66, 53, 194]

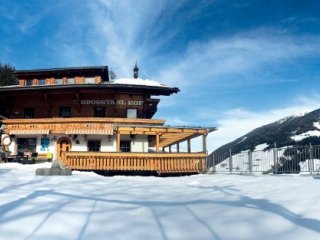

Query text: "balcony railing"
[61, 151, 207, 174]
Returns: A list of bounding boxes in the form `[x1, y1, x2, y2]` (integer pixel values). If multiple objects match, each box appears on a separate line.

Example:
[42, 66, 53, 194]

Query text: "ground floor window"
[120, 140, 131, 152]
[40, 138, 50, 151]
[88, 140, 101, 152]
[17, 138, 37, 153]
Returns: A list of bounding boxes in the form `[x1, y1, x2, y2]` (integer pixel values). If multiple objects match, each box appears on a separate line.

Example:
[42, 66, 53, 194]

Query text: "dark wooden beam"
[187, 138, 191, 153]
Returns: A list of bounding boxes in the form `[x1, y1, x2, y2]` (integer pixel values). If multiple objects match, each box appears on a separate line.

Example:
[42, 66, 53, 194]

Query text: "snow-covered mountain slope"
[214, 108, 320, 155]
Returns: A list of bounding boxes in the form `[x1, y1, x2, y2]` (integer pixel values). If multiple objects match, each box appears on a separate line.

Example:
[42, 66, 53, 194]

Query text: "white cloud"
[156, 30, 320, 87]
[83, 0, 185, 77]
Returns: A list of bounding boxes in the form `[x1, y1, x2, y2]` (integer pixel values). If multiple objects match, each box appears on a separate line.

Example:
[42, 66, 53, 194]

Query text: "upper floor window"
[55, 79, 63, 85]
[88, 140, 101, 152]
[93, 107, 106, 117]
[59, 107, 71, 118]
[67, 78, 74, 84]
[26, 80, 33, 86]
[24, 108, 35, 119]
[127, 109, 137, 119]
[38, 79, 45, 85]
[85, 77, 95, 84]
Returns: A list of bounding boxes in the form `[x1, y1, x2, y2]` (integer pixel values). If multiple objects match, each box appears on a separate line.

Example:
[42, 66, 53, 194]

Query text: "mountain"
[213, 108, 320, 155]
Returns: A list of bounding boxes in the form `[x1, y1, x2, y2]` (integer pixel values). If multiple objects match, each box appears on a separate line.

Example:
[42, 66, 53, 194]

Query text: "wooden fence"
[61, 152, 207, 174]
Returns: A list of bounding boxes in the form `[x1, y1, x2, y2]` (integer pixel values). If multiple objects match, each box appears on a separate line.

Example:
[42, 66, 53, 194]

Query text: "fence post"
[229, 149, 233, 174]
[309, 143, 314, 175]
[273, 144, 278, 174]
[211, 153, 216, 173]
[248, 150, 253, 174]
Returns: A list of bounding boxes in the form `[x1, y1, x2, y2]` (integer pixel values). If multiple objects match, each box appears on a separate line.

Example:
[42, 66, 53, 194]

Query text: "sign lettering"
[80, 100, 144, 106]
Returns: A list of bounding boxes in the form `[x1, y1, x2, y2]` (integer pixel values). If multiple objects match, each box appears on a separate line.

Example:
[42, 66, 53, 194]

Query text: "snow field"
[0, 163, 320, 239]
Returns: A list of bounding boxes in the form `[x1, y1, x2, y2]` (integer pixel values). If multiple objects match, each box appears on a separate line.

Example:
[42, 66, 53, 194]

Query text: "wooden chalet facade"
[0, 65, 215, 174]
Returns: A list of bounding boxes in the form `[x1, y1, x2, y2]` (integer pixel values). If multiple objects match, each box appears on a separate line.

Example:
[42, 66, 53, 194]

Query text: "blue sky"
[1, 0, 320, 151]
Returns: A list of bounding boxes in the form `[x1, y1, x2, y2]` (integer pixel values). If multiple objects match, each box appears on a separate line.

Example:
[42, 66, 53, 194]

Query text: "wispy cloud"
[156, 29, 320, 87]
[19, 13, 44, 33]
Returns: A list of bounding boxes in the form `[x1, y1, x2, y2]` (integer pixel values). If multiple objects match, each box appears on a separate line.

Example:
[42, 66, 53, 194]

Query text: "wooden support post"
[156, 133, 160, 152]
[169, 145, 172, 153]
[187, 138, 191, 153]
[75, 92, 81, 112]
[43, 93, 50, 111]
[177, 142, 180, 153]
[117, 130, 120, 152]
[202, 133, 207, 153]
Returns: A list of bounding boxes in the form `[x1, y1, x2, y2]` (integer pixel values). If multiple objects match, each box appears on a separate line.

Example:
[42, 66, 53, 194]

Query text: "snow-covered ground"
[1, 163, 320, 240]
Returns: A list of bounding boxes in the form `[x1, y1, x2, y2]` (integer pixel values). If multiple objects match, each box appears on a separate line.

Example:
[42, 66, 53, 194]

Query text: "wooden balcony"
[61, 152, 207, 174]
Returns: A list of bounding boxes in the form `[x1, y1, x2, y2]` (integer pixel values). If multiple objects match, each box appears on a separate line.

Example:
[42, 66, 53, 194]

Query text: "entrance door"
[56, 138, 71, 160]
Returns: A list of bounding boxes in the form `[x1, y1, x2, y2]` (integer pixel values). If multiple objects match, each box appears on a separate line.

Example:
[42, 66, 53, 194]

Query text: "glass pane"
[127, 109, 137, 118]
[55, 79, 63, 84]
[59, 107, 71, 118]
[94, 107, 106, 117]
[120, 140, 131, 152]
[85, 77, 95, 84]
[26, 80, 33, 86]
[88, 140, 101, 152]
[67, 78, 74, 84]
[38, 79, 46, 85]
[17, 138, 37, 153]
[24, 108, 35, 119]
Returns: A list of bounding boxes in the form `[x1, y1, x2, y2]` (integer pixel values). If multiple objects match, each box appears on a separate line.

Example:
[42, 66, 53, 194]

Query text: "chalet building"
[0, 64, 215, 174]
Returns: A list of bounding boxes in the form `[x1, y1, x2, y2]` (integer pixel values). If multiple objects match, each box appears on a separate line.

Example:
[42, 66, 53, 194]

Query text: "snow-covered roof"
[0, 78, 179, 95]
[111, 78, 167, 87]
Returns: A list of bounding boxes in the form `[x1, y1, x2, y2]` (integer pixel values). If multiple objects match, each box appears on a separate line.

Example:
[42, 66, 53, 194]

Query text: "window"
[120, 140, 131, 152]
[67, 78, 74, 84]
[24, 108, 35, 119]
[38, 79, 45, 85]
[26, 80, 33, 86]
[85, 77, 95, 84]
[55, 79, 63, 84]
[17, 138, 37, 153]
[59, 107, 71, 118]
[93, 107, 106, 117]
[0, 107, 6, 117]
[127, 109, 137, 118]
[88, 140, 101, 152]
[40, 138, 50, 151]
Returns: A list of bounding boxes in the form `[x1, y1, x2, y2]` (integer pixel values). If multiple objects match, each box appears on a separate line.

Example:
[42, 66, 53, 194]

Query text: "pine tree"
[0, 63, 17, 86]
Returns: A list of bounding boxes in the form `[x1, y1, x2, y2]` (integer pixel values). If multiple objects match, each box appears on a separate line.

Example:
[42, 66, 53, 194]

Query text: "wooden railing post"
[117, 130, 120, 152]
[156, 133, 160, 152]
